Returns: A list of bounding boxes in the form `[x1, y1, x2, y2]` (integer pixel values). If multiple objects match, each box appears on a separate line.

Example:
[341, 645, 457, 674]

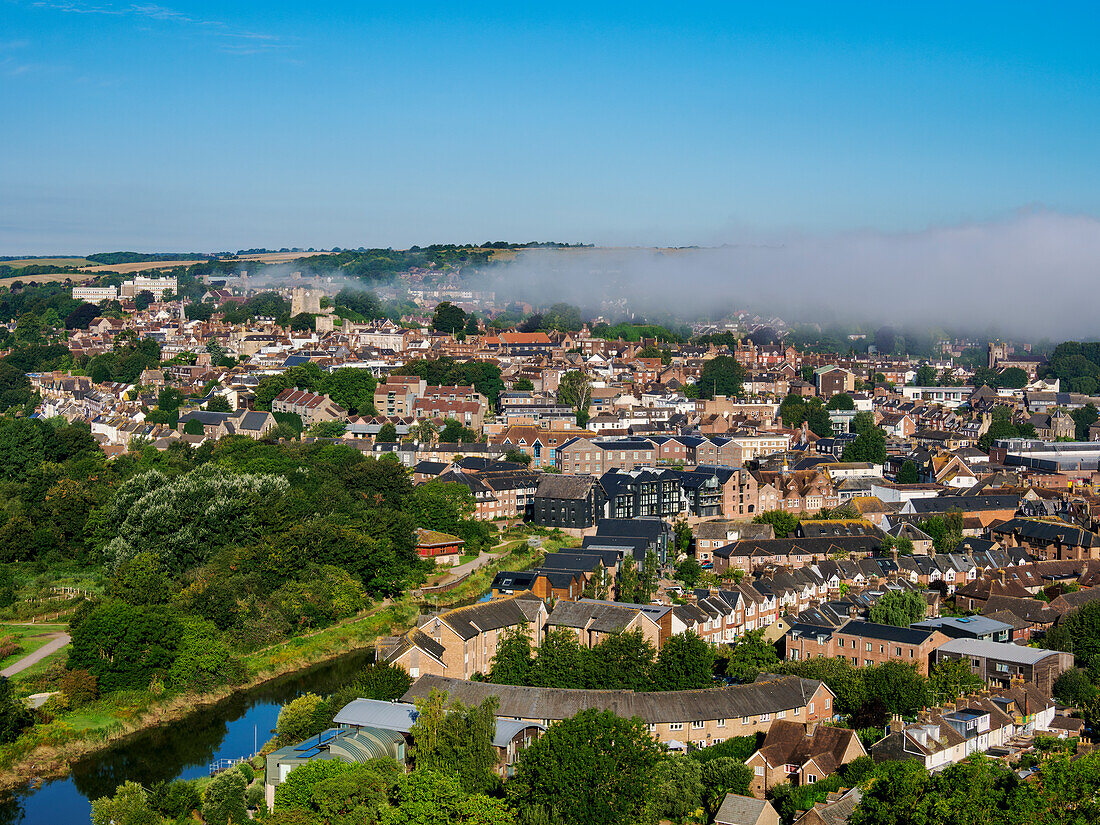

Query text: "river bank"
[0, 538, 552, 793]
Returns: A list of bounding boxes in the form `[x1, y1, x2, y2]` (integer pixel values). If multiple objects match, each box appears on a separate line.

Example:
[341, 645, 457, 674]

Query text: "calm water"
[0, 649, 372, 825]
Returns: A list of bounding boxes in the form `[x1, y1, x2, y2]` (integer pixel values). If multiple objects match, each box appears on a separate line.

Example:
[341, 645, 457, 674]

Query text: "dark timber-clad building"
[530, 474, 606, 529]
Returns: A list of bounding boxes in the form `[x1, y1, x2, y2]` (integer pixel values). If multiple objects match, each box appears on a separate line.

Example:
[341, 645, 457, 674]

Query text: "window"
[754, 766, 765, 777]
[669, 722, 684, 731]
[895, 647, 902, 656]
[741, 716, 750, 725]
[808, 702, 815, 714]
[692, 721, 705, 730]
[717, 719, 726, 728]
[807, 774, 817, 783]
[777, 710, 785, 719]
[760, 713, 771, 722]
[865, 642, 872, 652]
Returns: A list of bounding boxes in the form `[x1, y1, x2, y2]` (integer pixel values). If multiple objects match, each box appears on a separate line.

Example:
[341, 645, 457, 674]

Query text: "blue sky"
[2, 1, 1099, 253]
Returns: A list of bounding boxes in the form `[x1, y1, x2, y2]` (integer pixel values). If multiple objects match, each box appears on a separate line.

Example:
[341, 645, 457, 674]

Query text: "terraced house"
[403, 674, 837, 749]
[786, 620, 949, 676]
[376, 593, 547, 679]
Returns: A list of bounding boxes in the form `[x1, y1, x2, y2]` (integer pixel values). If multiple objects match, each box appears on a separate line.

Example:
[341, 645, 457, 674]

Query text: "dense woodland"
[0, 426, 491, 745]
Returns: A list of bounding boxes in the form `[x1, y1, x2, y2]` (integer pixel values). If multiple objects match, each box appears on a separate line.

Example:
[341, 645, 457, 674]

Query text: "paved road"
[1, 633, 70, 678]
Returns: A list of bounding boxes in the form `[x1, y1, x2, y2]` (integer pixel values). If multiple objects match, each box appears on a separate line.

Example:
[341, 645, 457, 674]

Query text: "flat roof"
[935, 638, 1062, 665]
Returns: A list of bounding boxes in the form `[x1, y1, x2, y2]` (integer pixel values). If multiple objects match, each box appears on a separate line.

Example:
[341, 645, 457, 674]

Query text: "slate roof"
[991, 518, 1100, 549]
[715, 794, 774, 825]
[836, 620, 940, 646]
[534, 474, 600, 500]
[402, 674, 829, 723]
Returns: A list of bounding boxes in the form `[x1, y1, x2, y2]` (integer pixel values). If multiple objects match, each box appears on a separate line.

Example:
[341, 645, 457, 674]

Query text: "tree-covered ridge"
[86, 252, 213, 265]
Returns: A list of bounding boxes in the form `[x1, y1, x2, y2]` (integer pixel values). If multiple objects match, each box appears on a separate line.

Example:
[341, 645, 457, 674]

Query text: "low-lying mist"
[476, 210, 1100, 339]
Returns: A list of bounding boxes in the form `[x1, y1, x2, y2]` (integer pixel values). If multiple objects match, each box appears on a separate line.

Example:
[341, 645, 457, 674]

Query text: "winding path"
[1, 633, 70, 678]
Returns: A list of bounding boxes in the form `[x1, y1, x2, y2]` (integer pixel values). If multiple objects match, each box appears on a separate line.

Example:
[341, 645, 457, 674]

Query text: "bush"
[245, 783, 264, 810]
[60, 668, 98, 707]
[238, 760, 255, 782]
[0, 634, 20, 659]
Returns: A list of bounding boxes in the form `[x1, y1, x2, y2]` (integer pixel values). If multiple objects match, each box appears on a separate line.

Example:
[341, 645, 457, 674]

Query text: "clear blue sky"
[2, 1, 1099, 253]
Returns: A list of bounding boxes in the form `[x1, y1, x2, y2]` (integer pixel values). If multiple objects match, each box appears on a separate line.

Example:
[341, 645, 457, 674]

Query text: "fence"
[209, 756, 250, 777]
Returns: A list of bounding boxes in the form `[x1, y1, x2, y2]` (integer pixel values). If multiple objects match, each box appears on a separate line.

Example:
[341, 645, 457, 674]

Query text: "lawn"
[0, 623, 67, 671]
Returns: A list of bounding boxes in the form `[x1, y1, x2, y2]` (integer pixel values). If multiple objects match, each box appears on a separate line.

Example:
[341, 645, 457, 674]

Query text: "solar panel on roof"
[294, 728, 339, 751]
[295, 747, 322, 758]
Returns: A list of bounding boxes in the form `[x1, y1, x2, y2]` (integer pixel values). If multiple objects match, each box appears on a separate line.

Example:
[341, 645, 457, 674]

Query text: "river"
[0, 649, 373, 825]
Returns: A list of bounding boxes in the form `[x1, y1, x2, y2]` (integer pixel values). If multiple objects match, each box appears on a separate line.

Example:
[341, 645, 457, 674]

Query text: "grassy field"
[0, 624, 67, 671]
[0, 271, 96, 287]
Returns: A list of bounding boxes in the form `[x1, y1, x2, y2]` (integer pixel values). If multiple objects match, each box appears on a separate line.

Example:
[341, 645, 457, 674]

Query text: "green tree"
[842, 422, 887, 464]
[513, 378, 534, 391]
[805, 400, 834, 438]
[896, 460, 920, 484]
[134, 290, 156, 311]
[864, 661, 928, 717]
[697, 356, 744, 399]
[503, 449, 531, 465]
[914, 364, 938, 386]
[653, 630, 715, 691]
[651, 755, 704, 821]
[91, 781, 159, 825]
[869, 590, 926, 627]
[849, 759, 931, 825]
[489, 623, 534, 686]
[700, 758, 753, 814]
[753, 509, 798, 538]
[308, 421, 348, 438]
[410, 689, 501, 794]
[202, 765, 248, 825]
[440, 418, 478, 443]
[675, 557, 702, 588]
[927, 658, 984, 705]
[67, 601, 182, 692]
[529, 628, 586, 688]
[207, 395, 231, 412]
[779, 394, 807, 427]
[720, 628, 779, 682]
[432, 301, 467, 334]
[183, 418, 205, 435]
[168, 617, 242, 691]
[509, 708, 663, 825]
[586, 629, 656, 691]
[377, 422, 399, 443]
[107, 551, 171, 606]
[1072, 404, 1099, 441]
[556, 370, 592, 427]
[996, 366, 1029, 389]
[1046, 601, 1100, 675]
[276, 692, 331, 745]
[827, 393, 855, 410]
[0, 677, 33, 744]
